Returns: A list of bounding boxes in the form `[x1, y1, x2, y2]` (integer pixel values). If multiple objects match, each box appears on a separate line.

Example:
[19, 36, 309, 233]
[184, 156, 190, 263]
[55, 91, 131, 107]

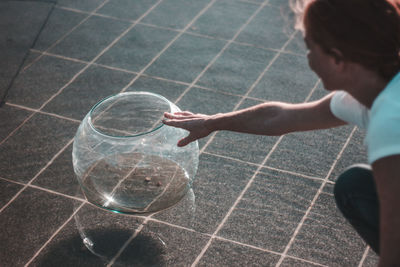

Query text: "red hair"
[293, 0, 400, 81]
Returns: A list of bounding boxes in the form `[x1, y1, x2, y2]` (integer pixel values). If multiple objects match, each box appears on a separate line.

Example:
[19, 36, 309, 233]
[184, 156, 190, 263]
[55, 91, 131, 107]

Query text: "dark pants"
[334, 164, 380, 254]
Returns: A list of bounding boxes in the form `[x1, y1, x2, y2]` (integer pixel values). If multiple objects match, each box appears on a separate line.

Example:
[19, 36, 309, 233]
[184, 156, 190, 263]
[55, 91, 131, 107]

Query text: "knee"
[333, 164, 372, 205]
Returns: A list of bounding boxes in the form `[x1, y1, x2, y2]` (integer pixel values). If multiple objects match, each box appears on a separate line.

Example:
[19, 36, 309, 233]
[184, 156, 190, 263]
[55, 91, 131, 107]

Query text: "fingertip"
[177, 139, 187, 147]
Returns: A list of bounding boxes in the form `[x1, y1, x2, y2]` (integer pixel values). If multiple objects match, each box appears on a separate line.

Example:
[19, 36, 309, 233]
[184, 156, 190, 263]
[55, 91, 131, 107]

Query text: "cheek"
[307, 53, 317, 73]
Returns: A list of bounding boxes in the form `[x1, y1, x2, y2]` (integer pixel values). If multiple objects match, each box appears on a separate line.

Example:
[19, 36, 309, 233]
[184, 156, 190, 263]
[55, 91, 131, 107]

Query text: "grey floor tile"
[126, 75, 187, 103]
[141, 0, 211, 30]
[145, 34, 227, 83]
[266, 88, 353, 178]
[322, 182, 335, 195]
[176, 86, 241, 150]
[280, 257, 323, 266]
[155, 153, 258, 233]
[0, 1, 54, 102]
[198, 238, 280, 266]
[49, 15, 131, 61]
[265, 125, 354, 178]
[218, 168, 321, 252]
[285, 30, 307, 55]
[0, 187, 80, 266]
[0, 0, 375, 265]
[362, 249, 379, 267]
[0, 105, 32, 141]
[196, 43, 276, 95]
[96, 24, 178, 72]
[188, 0, 259, 40]
[32, 144, 80, 197]
[43, 65, 134, 120]
[21, 51, 42, 69]
[56, 0, 105, 12]
[287, 193, 366, 266]
[236, 4, 294, 50]
[151, 188, 197, 230]
[328, 128, 368, 182]
[7, 55, 85, 109]
[0, 179, 23, 208]
[30, 203, 144, 266]
[249, 53, 318, 102]
[116, 220, 209, 266]
[96, 0, 159, 21]
[204, 98, 280, 164]
[33, 7, 87, 51]
[0, 113, 78, 183]
[177, 87, 240, 114]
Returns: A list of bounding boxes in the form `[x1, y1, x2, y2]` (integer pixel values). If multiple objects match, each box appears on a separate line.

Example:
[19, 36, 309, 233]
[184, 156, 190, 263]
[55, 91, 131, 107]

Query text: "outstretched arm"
[163, 92, 346, 146]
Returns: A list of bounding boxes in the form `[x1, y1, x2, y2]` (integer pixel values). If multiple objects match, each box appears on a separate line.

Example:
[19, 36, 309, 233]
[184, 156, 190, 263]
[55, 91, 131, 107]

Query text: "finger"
[177, 133, 197, 147]
[163, 112, 193, 120]
[174, 111, 193, 116]
[162, 119, 190, 129]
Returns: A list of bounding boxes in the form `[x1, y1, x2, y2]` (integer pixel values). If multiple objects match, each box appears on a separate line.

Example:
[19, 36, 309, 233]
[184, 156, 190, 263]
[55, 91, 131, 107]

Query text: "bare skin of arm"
[372, 155, 400, 267]
[164, 92, 400, 265]
[163, 92, 346, 147]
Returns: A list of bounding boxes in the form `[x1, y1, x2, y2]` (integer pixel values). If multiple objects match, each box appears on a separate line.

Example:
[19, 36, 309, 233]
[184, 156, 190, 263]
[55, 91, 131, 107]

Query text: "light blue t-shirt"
[330, 72, 400, 164]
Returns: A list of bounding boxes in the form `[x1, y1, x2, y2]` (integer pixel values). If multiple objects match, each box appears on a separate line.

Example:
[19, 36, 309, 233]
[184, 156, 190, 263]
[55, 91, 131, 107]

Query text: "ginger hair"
[291, 0, 400, 81]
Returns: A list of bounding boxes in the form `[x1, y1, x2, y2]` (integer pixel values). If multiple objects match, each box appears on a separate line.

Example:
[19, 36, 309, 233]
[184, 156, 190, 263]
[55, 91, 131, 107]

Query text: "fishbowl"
[72, 91, 199, 214]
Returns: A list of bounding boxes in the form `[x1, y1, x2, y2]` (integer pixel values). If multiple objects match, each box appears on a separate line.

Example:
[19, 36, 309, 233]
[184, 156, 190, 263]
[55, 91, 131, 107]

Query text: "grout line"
[29, 183, 85, 203]
[0, 176, 85, 203]
[106, 216, 151, 266]
[0, 0, 110, 145]
[191, 62, 319, 266]
[147, 217, 208, 235]
[1, 0, 163, 152]
[0, 112, 35, 147]
[24, 202, 86, 267]
[24, 1, 168, 263]
[115, 0, 220, 95]
[190, 9, 300, 267]
[192, 137, 281, 267]
[1, 165, 326, 267]
[29, 47, 276, 102]
[202, 151, 326, 182]
[5, 2, 319, 266]
[197, 29, 300, 156]
[214, 235, 282, 256]
[5, 102, 81, 124]
[22, 0, 112, 72]
[30, 49, 90, 65]
[0, 176, 326, 267]
[56, 2, 306, 58]
[258, 166, 325, 182]
[0, 138, 73, 213]
[357, 246, 370, 267]
[283, 256, 328, 267]
[104, 1, 221, 265]
[214, 235, 328, 267]
[275, 126, 358, 266]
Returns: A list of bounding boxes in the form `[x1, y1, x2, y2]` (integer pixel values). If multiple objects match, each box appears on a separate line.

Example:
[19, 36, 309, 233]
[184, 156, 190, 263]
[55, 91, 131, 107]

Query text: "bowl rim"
[88, 91, 172, 139]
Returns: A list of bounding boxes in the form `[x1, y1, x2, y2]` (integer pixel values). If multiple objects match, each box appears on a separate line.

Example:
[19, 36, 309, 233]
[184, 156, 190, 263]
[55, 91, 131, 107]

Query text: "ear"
[329, 48, 346, 71]
[329, 48, 344, 65]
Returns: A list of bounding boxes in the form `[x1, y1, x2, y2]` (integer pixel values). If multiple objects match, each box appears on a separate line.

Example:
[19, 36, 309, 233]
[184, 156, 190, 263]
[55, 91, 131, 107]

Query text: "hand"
[162, 111, 213, 147]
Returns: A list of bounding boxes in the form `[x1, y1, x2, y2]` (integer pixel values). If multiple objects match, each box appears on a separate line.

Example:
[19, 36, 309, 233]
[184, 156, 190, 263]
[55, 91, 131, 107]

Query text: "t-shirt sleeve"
[330, 90, 369, 129]
[366, 96, 400, 164]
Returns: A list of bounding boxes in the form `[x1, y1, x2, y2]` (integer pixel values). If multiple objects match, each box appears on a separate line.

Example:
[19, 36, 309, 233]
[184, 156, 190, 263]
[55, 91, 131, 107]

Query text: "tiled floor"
[1, 0, 380, 266]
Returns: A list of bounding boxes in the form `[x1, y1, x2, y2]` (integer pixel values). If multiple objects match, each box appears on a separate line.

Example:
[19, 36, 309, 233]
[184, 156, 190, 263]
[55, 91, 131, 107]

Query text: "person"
[162, 0, 400, 265]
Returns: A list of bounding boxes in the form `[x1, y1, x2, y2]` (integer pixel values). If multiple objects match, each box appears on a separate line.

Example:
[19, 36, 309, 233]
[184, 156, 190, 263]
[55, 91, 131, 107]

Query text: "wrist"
[205, 113, 225, 132]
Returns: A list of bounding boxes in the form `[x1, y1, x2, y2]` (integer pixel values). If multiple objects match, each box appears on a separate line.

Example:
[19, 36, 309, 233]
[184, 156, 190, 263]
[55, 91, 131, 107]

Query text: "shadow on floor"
[34, 228, 168, 267]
